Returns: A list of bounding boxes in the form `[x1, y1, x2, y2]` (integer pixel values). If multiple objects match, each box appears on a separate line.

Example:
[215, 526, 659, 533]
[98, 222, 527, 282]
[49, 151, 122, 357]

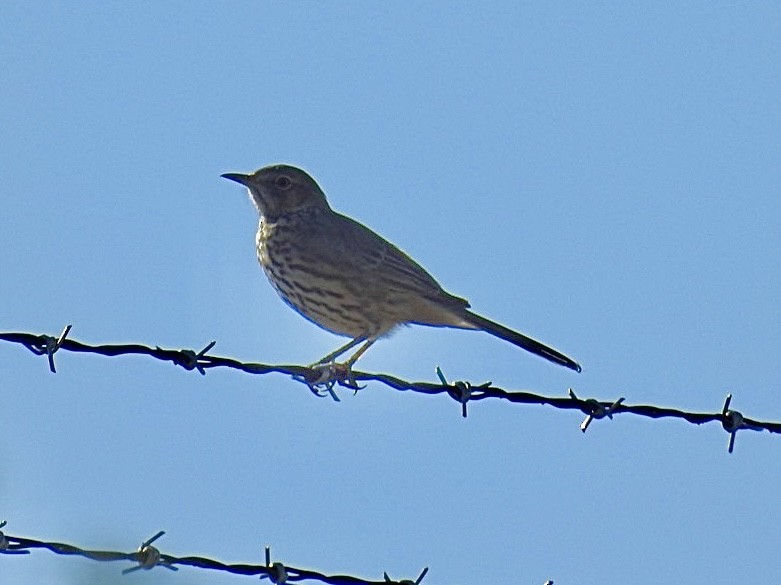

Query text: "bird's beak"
[221, 172, 253, 186]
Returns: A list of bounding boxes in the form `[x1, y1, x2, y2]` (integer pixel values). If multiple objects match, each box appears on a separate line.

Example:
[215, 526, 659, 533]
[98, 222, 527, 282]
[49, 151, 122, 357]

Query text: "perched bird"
[222, 164, 581, 374]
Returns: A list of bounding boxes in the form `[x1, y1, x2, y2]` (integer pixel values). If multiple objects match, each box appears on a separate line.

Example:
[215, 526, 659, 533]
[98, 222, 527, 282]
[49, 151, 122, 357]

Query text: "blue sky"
[1, 2, 780, 584]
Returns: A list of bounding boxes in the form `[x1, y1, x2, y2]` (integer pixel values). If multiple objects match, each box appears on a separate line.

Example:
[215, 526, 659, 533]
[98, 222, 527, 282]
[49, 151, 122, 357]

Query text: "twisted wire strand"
[0, 529, 415, 584]
[1, 329, 778, 443]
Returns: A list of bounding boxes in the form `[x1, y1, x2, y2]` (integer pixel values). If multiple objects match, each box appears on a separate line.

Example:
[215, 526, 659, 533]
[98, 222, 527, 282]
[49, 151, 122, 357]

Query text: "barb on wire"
[721, 394, 763, 453]
[121, 530, 177, 574]
[0, 521, 29, 555]
[436, 366, 491, 418]
[2, 330, 780, 451]
[569, 389, 625, 433]
[384, 566, 429, 585]
[0, 530, 422, 584]
[263, 546, 289, 584]
[22, 324, 72, 373]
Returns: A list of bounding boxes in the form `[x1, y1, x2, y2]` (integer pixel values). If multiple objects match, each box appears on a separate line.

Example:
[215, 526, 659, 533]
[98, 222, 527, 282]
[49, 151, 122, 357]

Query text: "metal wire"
[0, 525, 425, 584]
[1, 328, 777, 452]
[0, 327, 774, 581]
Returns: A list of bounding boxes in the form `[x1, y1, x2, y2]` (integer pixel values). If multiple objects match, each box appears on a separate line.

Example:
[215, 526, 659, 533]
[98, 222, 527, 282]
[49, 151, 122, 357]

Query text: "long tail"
[462, 310, 581, 372]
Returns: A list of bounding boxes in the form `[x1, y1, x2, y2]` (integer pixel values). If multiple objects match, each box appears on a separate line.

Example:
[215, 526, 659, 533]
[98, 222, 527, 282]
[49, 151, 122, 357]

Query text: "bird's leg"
[333, 337, 379, 389]
[343, 337, 378, 369]
[311, 336, 366, 366]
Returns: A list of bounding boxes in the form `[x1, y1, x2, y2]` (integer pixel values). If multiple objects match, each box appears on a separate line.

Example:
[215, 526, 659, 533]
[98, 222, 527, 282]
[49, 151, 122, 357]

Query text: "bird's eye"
[275, 176, 292, 189]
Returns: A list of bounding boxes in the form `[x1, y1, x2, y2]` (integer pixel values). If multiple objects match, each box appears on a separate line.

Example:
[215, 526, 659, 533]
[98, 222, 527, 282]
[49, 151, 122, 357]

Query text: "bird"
[221, 164, 581, 375]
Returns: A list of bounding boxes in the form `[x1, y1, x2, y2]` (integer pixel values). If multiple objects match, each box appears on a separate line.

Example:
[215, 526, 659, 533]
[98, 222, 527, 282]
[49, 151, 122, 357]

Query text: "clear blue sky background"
[2, 3, 780, 584]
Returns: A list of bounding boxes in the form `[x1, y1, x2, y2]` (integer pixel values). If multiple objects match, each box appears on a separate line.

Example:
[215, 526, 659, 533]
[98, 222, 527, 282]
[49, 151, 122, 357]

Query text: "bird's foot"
[303, 361, 365, 399]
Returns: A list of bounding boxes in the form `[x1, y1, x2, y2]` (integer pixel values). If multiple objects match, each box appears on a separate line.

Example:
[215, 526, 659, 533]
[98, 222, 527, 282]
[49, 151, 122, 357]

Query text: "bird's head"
[221, 164, 330, 220]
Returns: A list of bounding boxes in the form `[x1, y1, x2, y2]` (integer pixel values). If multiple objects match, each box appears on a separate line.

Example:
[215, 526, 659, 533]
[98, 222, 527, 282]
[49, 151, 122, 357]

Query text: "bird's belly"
[258, 233, 383, 338]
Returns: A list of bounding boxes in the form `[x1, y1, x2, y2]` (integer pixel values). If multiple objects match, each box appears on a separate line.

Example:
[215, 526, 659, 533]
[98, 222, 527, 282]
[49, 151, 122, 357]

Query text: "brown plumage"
[222, 164, 581, 372]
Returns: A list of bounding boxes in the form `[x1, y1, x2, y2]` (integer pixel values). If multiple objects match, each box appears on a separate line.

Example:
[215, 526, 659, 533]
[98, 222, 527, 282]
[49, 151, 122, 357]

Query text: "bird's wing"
[322, 212, 471, 310]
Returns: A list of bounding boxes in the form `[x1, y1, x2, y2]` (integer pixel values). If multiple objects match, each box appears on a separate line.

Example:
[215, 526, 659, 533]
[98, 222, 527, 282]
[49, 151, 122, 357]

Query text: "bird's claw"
[302, 362, 365, 400]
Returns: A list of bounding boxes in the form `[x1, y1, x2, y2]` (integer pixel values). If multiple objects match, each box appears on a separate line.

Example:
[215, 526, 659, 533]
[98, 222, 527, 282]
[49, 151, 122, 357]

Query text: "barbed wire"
[1, 326, 778, 452]
[0, 523, 429, 584]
